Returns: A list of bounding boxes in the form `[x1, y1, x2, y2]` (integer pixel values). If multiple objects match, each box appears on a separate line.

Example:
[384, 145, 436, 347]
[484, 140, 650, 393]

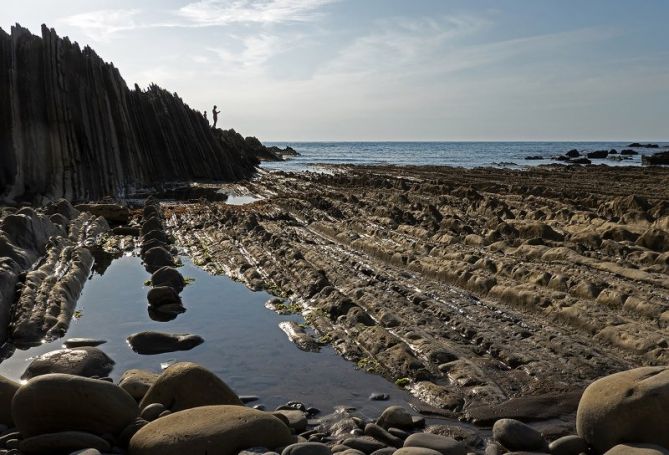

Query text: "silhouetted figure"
[203, 111, 208, 123]
[212, 105, 220, 128]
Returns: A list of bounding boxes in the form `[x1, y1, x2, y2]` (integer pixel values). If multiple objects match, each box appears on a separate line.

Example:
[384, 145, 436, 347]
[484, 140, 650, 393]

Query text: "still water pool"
[0, 255, 418, 417]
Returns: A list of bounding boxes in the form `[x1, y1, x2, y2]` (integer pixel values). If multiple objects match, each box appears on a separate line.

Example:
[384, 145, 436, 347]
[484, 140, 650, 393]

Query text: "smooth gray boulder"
[21, 346, 114, 380]
[12, 373, 138, 437]
[577, 366, 669, 453]
[492, 419, 547, 452]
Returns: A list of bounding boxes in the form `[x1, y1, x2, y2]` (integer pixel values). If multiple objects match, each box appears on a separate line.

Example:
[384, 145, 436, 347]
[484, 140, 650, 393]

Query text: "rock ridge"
[0, 24, 276, 204]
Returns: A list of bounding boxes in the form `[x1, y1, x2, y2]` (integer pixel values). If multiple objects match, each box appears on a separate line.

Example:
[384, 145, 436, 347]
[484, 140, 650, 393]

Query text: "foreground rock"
[0, 375, 19, 425]
[604, 444, 669, 454]
[150, 267, 186, 293]
[128, 405, 293, 455]
[643, 151, 669, 166]
[118, 369, 161, 401]
[492, 418, 546, 452]
[127, 331, 204, 355]
[403, 433, 465, 455]
[12, 373, 138, 437]
[139, 362, 243, 411]
[576, 366, 669, 453]
[21, 346, 115, 380]
[19, 431, 111, 453]
[146, 286, 182, 307]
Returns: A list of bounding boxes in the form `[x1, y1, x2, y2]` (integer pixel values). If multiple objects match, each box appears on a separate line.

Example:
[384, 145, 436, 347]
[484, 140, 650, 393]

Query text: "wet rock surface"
[167, 164, 669, 420]
[126, 331, 204, 355]
[21, 346, 115, 380]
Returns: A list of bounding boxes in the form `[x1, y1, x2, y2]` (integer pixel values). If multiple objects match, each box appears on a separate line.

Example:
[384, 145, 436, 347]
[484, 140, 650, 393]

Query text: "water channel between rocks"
[0, 255, 420, 417]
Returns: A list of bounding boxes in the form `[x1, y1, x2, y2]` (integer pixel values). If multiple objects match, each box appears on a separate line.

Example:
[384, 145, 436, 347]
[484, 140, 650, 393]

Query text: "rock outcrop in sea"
[0, 24, 284, 204]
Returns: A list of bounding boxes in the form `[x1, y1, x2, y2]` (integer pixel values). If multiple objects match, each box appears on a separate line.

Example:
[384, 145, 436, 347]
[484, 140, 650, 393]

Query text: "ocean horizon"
[263, 140, 669, 171]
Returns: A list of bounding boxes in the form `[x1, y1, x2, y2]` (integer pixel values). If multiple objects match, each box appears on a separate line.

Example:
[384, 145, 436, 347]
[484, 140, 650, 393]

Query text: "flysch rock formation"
[0, 24, 288, 205]
[0, 199, 110, 356]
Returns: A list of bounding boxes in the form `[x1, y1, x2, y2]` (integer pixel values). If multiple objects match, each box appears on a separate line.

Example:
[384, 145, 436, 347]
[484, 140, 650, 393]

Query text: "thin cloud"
[57, 0, 336, 42]
[207, 31, 306, 69]
[176, 0, 338, 25]
[57, 9, 141, 41]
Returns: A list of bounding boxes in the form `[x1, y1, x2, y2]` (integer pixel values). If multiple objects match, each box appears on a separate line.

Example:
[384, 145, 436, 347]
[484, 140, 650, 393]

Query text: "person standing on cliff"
[203, 111, 208, 124]
[212, 105, 220, 128]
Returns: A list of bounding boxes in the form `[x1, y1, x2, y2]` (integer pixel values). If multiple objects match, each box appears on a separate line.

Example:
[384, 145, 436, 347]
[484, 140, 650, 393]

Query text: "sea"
[262, 141, 668, 171]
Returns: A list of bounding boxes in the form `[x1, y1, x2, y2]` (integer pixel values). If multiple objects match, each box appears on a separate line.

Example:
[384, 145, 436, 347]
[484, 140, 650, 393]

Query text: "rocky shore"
[1, 362, 669, 454]
[0, 25, 293, 205]
[0, 164, 667, 454]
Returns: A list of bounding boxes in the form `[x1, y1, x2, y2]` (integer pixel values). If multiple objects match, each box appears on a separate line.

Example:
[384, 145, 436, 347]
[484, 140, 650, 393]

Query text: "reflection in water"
[0, 256, 418, 416]
[224, 195, 261, 205]
[87, 245, 122, 277]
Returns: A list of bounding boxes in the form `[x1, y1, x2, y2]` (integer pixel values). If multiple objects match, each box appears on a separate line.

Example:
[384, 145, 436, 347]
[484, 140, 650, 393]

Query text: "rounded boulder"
[403, 433, 465, 455]
[12, 373, 138, 437]
[21, 346, 114, 380]
[129, 405, 293, 455]
[577, 366, 669, 453]
[0, 375, 19, 425]
[150, 267, 186, 293]
[139, 362, 243, 411]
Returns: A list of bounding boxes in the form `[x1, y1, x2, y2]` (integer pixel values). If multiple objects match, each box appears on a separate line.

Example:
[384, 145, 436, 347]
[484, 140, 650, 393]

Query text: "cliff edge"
[0, 24, 267, 204]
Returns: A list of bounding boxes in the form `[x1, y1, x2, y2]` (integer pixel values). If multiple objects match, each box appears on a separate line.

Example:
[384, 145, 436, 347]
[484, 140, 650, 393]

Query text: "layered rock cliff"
[0, 24, 262, 204]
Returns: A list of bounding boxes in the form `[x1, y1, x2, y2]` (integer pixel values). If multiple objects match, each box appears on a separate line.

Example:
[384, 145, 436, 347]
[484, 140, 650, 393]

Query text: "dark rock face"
[586, 150, 608, 159]
[628, 143, 659, 148]
[0, 25, 263, 204]
[244, 136, 300, 161]
[643, 151, 669, 166]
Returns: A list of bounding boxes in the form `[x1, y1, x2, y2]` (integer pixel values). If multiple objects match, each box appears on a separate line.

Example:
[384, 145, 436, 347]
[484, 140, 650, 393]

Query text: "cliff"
[0, 24, 263, 204]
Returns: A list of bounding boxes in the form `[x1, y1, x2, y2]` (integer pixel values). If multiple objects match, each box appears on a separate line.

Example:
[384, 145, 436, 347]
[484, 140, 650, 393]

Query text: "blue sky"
[2, 1, 668, 141]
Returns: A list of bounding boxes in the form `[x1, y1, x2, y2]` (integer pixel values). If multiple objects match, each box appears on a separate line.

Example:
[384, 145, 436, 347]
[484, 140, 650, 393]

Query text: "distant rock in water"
[628, 142, 659, 148]
[244, 136, 300, 161]
[0, 24, 279, 204]
[642, 151, 669, 166]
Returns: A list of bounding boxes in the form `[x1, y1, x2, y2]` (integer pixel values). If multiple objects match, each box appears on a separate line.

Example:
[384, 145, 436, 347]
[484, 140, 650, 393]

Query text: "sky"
[2, 1, 668, 141]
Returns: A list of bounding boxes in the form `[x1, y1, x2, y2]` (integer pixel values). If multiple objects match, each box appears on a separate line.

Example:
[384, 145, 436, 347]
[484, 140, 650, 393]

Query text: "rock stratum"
[168, 164, 669, 420]
[0, 24, 274, 204]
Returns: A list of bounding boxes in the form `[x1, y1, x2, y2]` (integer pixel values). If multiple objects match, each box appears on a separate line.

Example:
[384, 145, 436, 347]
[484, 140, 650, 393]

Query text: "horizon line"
[262, 139, 669, 144]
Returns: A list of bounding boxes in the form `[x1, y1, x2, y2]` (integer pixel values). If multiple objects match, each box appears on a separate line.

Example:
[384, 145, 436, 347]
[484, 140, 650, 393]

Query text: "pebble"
[281, 442, 331, 455]
[370, 449, 395, 455]
[18, 431, 111, 453]
[492, 419, 547, 452]
[403, 433, 466, 455]
[274, 410, 308, 432]
[394, 448, 443, 455]
[277, 401, 308, 412]
[388, 428, 409, 440]
[340, 450, 366, 455]
[342, 436, 387, 454]
[376, 406, 414, 430]
[364, 423, 403, 448]
[141, 403, 167, 421]
[548, 435, 588, 455]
